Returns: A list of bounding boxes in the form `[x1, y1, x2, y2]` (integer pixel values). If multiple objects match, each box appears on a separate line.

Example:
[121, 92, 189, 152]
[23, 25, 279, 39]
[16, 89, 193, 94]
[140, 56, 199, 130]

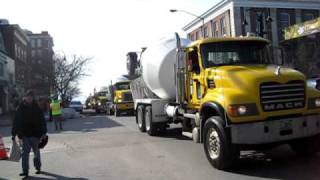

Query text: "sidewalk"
[0, 114, 12, 127]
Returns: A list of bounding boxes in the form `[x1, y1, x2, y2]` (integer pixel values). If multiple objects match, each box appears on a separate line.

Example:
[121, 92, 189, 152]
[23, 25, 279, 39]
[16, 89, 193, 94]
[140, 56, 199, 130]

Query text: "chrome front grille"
[260, 80, 305, 111]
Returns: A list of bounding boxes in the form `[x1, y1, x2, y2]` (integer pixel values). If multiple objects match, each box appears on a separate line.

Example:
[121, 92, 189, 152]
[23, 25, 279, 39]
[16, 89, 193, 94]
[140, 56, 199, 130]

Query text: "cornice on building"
[183, 0, 320, 31]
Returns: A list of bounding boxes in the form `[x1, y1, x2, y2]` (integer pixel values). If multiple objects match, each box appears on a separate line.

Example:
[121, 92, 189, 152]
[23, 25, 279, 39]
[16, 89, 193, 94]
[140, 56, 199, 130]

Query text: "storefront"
[281, 17, 320, 77]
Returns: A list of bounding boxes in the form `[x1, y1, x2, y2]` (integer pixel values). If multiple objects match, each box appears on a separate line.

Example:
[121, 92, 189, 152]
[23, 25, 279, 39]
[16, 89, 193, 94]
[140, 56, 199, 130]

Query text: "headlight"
[98, 102, 101, 106]
[118, 99, 122, 103]
[228, 104, 258, 117]
[237, 106, 247, 115]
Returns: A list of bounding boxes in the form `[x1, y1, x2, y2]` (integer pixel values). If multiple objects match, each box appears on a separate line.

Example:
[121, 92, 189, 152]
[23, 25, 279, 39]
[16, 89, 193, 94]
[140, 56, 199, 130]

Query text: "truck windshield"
[200, 41, 270, 68]
[115, 83, 130, 90]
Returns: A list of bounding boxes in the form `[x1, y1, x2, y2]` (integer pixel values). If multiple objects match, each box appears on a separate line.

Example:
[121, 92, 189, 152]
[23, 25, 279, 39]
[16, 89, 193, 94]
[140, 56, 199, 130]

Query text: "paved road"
[0, 114, 320, 180]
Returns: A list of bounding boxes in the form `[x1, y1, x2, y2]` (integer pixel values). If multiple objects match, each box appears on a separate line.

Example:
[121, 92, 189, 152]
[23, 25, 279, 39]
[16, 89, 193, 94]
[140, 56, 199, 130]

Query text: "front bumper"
[231, 114, 320, 144]
[115, 102, 134, 110]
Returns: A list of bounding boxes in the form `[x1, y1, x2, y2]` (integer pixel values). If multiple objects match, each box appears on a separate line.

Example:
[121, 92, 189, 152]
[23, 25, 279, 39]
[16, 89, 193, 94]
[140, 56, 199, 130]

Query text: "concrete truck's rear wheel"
[203, 116, 239, 170]
[290, 134, 320, 156]
[145, 106, 157, 136]
[137, 105, 146, 132]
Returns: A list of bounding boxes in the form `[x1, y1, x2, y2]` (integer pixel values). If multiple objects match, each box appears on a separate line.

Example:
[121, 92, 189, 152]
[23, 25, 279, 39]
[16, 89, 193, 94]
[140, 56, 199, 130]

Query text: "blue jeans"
[22, 137, 41, 174]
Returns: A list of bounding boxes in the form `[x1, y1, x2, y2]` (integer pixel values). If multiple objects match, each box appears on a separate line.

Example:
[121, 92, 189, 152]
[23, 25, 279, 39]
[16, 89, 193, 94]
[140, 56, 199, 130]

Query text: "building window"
[37, 50, 42, 57]
[203, 26, 209, 38]
[17, 47, 20, 58]
[0, 62, 3, 77]
[220, 17, 226, 36]
[37, 39, 42, 47]
[190, 34, 195, 41]
[279, 12, 290, 30]
[279, 12, 291, 40]
[31, 39, 36, 48]
[32, 50, 36, 57]
[304, 13, 315, 21]
[212, 22, 218, 37]
[15, 44, 18, 58]
[196, 31, 200, 40]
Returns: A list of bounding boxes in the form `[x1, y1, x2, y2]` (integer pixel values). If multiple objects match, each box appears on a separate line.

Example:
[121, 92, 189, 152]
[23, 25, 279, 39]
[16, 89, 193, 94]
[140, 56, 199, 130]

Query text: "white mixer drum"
[141, 37, 191, 100]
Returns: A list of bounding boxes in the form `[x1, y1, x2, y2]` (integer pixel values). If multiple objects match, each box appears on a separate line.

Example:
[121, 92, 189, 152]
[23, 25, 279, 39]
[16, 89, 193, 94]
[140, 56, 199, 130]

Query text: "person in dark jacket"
[11, 90, 47, 178]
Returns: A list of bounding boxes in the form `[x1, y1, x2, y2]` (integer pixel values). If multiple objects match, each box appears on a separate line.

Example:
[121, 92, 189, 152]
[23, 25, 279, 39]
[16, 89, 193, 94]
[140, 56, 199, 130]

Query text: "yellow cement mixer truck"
[126, 33, 320, 170]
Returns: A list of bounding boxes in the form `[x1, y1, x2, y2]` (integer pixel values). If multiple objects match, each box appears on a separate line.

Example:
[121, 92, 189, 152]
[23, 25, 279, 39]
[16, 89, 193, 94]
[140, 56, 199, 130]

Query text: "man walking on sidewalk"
[50, 96, 63, 131]
[12, 90, 47, 178]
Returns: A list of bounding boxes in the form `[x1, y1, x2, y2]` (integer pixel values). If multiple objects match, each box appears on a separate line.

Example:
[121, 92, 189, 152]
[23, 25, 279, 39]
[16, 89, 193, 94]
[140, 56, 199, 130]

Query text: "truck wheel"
[137, 105, 146, 132]
[203, 116, 239, 170]
[290, 135, 320, 156]
[145, 106, 157, 136]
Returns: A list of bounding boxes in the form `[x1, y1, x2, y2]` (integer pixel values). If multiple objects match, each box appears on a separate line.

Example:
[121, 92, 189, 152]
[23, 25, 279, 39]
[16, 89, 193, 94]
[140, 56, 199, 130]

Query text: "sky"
[1, 0, 219, 102]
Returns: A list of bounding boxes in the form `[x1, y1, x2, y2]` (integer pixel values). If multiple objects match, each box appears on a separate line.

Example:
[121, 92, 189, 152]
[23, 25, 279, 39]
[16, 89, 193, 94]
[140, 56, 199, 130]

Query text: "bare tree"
[53, 53, 91, 101]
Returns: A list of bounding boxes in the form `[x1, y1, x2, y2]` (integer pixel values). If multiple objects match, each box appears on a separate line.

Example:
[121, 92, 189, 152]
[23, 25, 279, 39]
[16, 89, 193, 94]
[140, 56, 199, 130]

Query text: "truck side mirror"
[189, 48, 200, 74]
[192, 61, 200, 74]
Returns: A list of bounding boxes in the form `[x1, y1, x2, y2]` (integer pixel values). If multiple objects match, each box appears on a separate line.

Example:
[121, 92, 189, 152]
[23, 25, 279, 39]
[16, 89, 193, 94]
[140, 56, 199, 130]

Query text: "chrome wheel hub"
[145, 111, 150, 131]
[208, 128, 220, 160]
[138, 110, 142, 128]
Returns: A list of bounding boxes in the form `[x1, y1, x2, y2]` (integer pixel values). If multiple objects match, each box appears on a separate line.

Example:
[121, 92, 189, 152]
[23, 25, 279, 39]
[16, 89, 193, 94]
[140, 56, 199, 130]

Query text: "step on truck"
[126, 33, 320, 170]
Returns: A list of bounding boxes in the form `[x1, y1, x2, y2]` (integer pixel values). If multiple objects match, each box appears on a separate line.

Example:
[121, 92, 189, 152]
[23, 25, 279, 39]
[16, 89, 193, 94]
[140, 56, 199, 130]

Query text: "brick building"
[0, 29, 15, 115]
[183, 0, 320, 50]
[0, 20, 29, 94]
[26, 31, 54, 97]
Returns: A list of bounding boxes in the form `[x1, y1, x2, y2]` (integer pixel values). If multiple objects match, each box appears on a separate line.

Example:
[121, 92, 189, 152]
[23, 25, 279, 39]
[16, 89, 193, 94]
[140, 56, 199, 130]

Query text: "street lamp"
[170, 9, 205, 38]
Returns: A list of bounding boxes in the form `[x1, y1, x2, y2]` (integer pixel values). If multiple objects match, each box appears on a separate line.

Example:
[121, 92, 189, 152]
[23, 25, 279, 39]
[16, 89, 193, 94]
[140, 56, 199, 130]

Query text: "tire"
[203, 116, 239, 170]
[137, 105, 146, 132]
[290, 135, 320, 156]
[96, 109, 100, 114]
[145, 106, 157, 136]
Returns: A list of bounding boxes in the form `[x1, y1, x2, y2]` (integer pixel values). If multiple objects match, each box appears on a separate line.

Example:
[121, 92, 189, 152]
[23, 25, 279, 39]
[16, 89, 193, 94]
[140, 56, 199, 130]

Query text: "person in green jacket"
[50, 96, 63, 131]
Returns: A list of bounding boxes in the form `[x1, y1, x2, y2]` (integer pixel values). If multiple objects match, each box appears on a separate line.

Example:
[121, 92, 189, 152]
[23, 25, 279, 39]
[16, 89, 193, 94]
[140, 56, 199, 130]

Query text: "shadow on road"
[47, 116, 123, 134]
[22, 171, 88, 180]
[157, 127, 190, 141]
[227, 146, 320, 180]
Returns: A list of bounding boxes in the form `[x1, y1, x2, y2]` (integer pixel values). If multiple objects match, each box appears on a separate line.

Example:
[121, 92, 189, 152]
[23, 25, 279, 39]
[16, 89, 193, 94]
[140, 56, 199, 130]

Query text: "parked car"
[69, 101, 83, 113]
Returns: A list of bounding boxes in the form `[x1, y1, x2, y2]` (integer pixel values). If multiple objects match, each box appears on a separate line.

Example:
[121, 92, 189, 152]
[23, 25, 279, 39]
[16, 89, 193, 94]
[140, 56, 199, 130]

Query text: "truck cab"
[113, 81, 134, 116]
[184, 37, 320, 169]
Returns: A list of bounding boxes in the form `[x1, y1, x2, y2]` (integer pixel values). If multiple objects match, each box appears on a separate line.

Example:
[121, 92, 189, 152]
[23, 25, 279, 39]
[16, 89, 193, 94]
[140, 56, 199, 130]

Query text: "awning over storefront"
[284, 17, 320, 41]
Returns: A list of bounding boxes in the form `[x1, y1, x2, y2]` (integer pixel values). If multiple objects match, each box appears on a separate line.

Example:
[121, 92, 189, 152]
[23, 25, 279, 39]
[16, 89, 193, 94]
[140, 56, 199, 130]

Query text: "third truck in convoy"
[126, 33, 320, 170]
